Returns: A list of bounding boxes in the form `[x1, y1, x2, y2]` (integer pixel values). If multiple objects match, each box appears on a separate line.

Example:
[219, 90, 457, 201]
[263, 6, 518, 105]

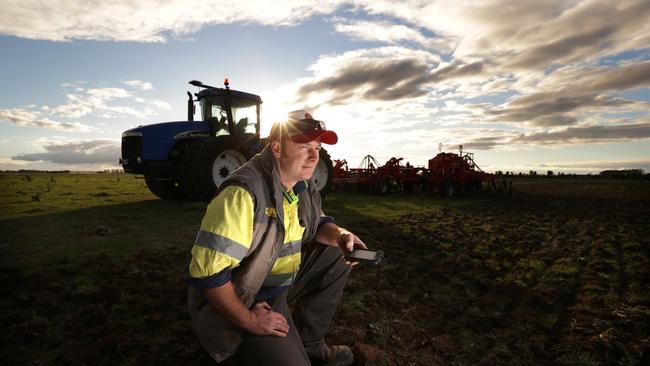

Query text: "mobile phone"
[344, 249, 383, 265]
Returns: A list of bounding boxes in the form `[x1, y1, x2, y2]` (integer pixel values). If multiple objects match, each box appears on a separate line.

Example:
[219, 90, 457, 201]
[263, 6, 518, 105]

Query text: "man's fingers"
[345, 260, 360, 267]
[275, 320, 288, 331]
[270, 312, 289, 332]
[276, 323, 289, 333]
[345, 234, 356, 251]
[356, 238, 368, 249]
[273, 329, 288, 337]
[346, 241, 354, 252]
[272, 318, 289, 336]
[273, 312, 288, 324]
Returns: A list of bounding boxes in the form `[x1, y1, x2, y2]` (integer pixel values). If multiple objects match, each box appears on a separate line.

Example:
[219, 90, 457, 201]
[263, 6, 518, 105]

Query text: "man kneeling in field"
[188, 110, 367, 365]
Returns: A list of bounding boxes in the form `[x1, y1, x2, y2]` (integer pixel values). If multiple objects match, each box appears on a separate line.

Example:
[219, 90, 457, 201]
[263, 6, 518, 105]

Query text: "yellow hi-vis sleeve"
[188, 185, 254, 278]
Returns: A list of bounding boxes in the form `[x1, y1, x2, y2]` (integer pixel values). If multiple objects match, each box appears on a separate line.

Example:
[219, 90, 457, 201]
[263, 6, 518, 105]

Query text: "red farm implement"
[333, 155, 426, 194]
[333, 148, 507, 196]
[427, 151, 498, 196]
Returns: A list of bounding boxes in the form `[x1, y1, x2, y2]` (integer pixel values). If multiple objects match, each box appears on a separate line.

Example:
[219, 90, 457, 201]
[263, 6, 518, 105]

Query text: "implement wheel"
[444, 179, 455, 198]
[374, 177, 390, 195]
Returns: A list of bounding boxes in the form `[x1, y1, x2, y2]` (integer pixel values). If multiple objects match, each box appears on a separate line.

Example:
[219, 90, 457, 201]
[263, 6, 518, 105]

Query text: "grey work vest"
[187, 145, 322, 362]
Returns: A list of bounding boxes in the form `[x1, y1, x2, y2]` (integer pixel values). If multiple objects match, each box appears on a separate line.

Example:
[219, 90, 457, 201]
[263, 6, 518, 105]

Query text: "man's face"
[271, 137, 322, 186]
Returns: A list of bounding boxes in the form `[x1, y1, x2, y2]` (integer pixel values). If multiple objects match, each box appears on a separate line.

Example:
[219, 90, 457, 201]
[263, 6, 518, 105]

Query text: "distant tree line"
[99, 169, 125, 173]
[2, 169, 72, 173]
[495, 169, 649, 180]
[598, 169, 646, 179]
[0, 169, 125, 174]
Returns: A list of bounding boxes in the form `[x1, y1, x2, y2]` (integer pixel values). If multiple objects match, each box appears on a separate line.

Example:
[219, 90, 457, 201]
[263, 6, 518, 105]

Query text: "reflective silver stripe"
[194, 230, 249, 260]
[263, 273, 294, 287]
[277, 240, 302, 258]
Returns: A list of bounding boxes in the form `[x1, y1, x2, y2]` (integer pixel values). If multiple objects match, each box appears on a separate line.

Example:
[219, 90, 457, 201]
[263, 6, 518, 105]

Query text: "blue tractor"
[120, 79, 333, 201]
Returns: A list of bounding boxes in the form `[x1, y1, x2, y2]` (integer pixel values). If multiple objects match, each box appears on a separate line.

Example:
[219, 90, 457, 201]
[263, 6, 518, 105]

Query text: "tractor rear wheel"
[180, 139, 250, 202]
[313, 149, 333, 195]
[144, 174, 183, 199]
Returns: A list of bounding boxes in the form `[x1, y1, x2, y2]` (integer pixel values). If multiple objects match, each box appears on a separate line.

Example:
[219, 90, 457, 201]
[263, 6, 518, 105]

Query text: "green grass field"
[1, 172, 648, 365]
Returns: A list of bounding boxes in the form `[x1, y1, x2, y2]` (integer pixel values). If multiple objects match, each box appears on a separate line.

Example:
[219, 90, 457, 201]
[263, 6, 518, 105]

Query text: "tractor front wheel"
[180, 139, 249, 202]
[144, 174, 183, 200]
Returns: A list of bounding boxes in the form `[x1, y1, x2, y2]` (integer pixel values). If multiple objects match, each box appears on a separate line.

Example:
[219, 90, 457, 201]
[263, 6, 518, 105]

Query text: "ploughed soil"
[1, 180, 649, 365]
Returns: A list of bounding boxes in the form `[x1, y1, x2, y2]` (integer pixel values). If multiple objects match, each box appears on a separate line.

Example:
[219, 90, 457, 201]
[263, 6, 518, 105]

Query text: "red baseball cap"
[270, 110, 338, 145]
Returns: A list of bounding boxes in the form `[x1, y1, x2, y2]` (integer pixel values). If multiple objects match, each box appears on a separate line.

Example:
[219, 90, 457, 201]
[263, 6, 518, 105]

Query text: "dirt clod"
[353, 342, 385, 364]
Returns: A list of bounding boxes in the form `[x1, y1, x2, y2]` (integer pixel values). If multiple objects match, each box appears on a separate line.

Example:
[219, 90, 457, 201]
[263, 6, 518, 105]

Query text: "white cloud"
[351, 0, 650, 70]
[52, 87, 133, 118]
[1, 81, 173, 131]
[294, 46, 440, 106]
[86, 87, 131, 98]
[2, 1, 648, 73]
[124, 80, 154, 91]
[454, 121, 650, 151]
[0, 108, 93, 131]
[479, 62, 650, 127]
[52, 90, 134, 119]
[0, 156, 28, 169]
[0, 0, 345, 42]
[333, 19, 453, 52]
[536, 159, 650, 172]
[150, 100, 172, 110]
[12, 138, 120, 165]
[61, 81, 86, 88]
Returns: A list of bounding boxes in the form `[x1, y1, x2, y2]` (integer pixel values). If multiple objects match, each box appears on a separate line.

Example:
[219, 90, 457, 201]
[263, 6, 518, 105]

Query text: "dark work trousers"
[236, 241, 351, 366]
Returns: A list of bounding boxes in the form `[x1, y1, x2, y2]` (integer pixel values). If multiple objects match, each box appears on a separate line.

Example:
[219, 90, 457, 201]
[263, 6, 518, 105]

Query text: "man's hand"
[315, 222, 368, 266]
[338, 230, 367, 266]
[248, 302, 289, 337]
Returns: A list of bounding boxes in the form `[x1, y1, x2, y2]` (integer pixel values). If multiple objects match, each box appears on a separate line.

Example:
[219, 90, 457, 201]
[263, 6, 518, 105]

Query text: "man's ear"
[270, 140, 282, 159]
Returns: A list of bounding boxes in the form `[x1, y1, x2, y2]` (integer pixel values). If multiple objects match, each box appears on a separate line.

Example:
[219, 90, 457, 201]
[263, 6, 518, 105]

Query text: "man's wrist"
[245, 309, 258, 333]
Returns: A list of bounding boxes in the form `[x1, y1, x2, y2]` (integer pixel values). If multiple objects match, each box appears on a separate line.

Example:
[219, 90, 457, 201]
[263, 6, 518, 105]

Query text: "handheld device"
[344, 249, 383, 265]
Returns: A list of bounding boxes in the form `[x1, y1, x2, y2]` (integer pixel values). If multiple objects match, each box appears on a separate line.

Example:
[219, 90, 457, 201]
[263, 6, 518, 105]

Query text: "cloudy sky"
[1, 0, 649, 173]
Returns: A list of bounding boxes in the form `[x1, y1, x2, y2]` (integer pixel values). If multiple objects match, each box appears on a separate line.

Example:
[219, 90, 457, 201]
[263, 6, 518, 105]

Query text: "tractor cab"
[188, 79, 262, 139]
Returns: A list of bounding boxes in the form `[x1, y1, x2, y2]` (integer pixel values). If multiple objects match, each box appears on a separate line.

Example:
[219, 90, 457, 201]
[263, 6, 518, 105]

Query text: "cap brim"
[289, 130, 338, 145]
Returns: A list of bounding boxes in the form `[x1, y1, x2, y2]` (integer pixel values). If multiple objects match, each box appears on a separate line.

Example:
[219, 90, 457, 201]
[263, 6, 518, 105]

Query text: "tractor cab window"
[201, 95, 259, 136]
[232, 102, 257, 135]
[201, 96, 230, 136]
[209, 105, 229, 136]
